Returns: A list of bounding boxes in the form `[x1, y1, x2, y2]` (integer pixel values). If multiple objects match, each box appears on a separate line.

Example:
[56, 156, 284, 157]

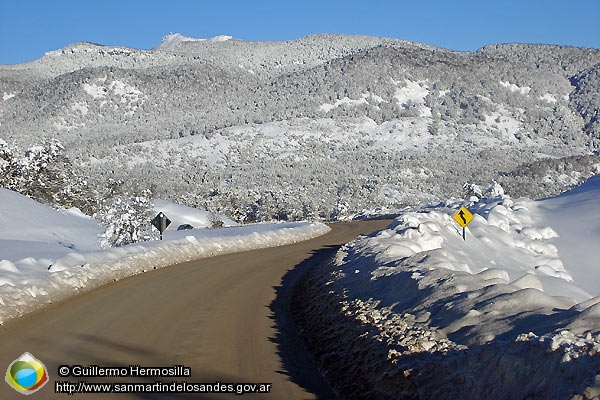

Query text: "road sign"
[151, 212, 171, 240]
[453, 206, 474, 241]
[453, 206, 474, 228]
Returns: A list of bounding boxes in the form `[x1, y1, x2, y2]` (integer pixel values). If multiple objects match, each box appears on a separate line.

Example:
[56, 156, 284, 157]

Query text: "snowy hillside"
[0, 188, 329, 325]
[1, 34, 599, 224]
[0, 188, 102, 260]
[294, 176, 600, 399]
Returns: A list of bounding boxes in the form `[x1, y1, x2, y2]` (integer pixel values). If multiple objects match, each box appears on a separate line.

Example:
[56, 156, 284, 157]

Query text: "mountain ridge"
[1, 34, 599, 222]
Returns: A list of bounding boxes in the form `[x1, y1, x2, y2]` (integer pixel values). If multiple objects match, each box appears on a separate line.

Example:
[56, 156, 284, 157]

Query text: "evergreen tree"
[97, 190, 155, 248]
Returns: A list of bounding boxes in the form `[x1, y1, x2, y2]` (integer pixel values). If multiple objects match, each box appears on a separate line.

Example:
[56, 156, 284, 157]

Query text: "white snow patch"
[110, 79, 143, 101]
[238, 64, 256, 74]
[83, 81, 107, 99]
[539, 93, 558, 103]
[3, 92, 16, 101]
[500, 80, 531, 95]
[71, 101, 88, 116]
[393, 79, 432, 117]
[82, 78, 143, 115]
[319, 93, 374, 113]
[483, 108, 522, 142]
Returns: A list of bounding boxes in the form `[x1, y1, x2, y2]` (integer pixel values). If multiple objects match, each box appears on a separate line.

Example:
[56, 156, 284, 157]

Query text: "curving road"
[0, 220, 390, 399]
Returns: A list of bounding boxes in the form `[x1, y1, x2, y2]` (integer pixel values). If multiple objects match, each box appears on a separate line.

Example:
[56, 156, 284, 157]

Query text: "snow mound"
[295, 177, 600, 399]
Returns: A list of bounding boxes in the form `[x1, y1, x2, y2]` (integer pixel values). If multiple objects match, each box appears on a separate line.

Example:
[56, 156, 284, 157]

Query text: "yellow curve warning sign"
[453, 206, 474, 228]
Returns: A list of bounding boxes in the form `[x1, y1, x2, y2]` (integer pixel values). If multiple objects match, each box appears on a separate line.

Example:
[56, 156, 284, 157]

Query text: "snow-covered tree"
[0, 138, 76, 206]
[0, 139, 16, 183]
[463, 182, 483, 200]
[97, 191, 155, 248]
[208, 212, 224, 229]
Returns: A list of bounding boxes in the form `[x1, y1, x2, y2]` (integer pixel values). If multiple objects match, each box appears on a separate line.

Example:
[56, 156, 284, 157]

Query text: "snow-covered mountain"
[294, 176, 600, 399]
[3, 34, 599, 397]
[1, 34, 599, 222]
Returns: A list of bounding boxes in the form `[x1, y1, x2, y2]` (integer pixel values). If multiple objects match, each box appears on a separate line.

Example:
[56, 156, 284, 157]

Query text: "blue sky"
[1, 0, 599, 64]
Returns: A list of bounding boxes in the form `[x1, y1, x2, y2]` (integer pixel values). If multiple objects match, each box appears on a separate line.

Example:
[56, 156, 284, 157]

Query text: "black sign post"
[151, 212, 171, 240]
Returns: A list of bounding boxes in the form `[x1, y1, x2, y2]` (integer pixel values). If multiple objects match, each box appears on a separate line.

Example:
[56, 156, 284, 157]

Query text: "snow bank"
[295, 177, 600, 399]
[0, 188, 330, 325]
